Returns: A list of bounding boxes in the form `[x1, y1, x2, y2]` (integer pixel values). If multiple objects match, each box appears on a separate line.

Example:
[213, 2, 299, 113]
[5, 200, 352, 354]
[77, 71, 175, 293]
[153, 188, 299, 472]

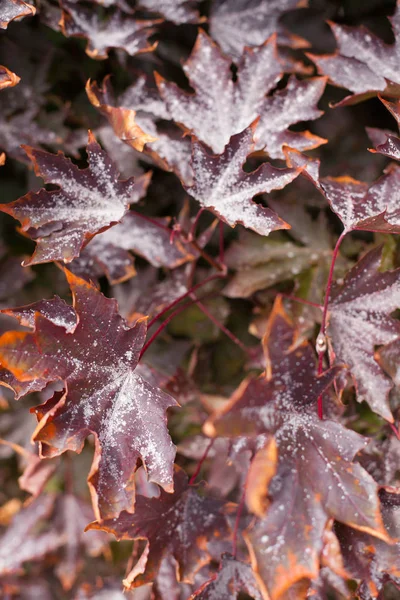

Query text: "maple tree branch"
[280, 293, 323, 309]
[389, 422, 400, 441]
[317, 231, 346, 419]
[130, 211, 171, 233]
[139, 291, 217, 358]
[189, 238, 225, 272]
[147, 271, 227, 330]
[190, 292, 254, 356]
[189, 438, 215, 485]
[133, 209, 224, 273]
[188, 207, 205, 241]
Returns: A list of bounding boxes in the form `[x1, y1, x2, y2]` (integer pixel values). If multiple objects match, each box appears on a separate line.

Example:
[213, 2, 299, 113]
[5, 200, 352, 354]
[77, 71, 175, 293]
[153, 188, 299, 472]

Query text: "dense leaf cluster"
[0, 0, 400, 598]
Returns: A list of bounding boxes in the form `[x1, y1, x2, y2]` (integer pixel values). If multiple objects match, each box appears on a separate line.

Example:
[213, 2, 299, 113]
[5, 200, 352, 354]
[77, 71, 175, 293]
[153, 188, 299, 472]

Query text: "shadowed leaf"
[88, 466, 230, 588]
[190, 553, 262, 599]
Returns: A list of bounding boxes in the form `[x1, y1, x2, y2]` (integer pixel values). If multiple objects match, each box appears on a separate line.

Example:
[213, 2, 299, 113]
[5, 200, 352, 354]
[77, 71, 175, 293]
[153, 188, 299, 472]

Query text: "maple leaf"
[223, 225, 331, 298]
[327, 245, 400, 422]
[87, 466, 230, 588]
[95, 124, 146, 179]
[307, 520, 351, 600]
[0, 92, 61, 163]
[0, 270, 177, 520]
[54, 494, 109, 590]
[307, 5, 400, 106]
[184, 125, 299, 235]
[156, 30, 327, 158]
[179, 435, 244, 497]
[86, 77, 194, 183]
[156, 31, 282, 155]
[0, 400, 38, 459]
[0, 252, 34, 301]
[336, 488, 400, 599]
[0, 297, 76, 399]
[190, 553, 262, 599]
[2, 296, 77, 332]
[205, 298, 389, 599]
[0, 494, 63, 577]
[137, 0, 201, 24]
[70, 210, 195, 284]
[209, 0, 305, 59]
[152, 554, 197, 599]
[60, 1, 157, 60]
[370, 96, 400, 161]
[113, 265, 191, 321]
[320, 164, 400, 235]
[253, 76, 327, 159]
[0, 0, 35, 29]
[376, 337, 400, 390]
[0, 132, 142, 265]
[86, 79, 157, 152]
[0, 65, 19, 90]
[0, 440, 58, 498]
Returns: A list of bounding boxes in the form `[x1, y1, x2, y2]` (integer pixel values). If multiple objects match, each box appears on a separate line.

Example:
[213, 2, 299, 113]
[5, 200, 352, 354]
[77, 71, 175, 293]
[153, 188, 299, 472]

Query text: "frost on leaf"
[0, 132, 139, 265]
[209, 0, 305, 59]
[190, 553, 262, 599]
[0, 494, 63, 577]
[157, 32, 326, 158]
[88, 466, 230, 588]
[157, 30, 326, 158]
[156, 30, 283, 155]
[137, 0, 201, 24]
[60, 1, 156, 60]
[70, 210, 195, 284]
[308, 5, 400, 105]
[185, 124, 299, 235]
[254, 75, 327, 159]
[0, 0, 35, 29]
[320, 164, 400, 234]
[0, 65, 19, 90]
[205, 298, 388, 600]
[0, 271, 177, 520]
[327, 246, 400, 422]
[2, 296, 77, 332]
